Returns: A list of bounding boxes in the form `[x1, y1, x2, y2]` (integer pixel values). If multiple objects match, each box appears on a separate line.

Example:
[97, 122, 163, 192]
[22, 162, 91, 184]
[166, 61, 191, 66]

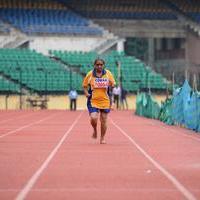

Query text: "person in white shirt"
[113, 85, 121, 109]
[68, 89, 78, 111]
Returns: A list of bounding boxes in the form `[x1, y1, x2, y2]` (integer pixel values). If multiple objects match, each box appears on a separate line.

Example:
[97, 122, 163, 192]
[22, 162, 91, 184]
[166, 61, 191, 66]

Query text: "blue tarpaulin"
[172, 80, 200, 132]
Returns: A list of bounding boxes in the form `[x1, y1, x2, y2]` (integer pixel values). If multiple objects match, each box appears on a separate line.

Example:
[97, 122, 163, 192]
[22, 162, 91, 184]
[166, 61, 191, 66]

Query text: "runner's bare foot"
[100, 138, 106, 144]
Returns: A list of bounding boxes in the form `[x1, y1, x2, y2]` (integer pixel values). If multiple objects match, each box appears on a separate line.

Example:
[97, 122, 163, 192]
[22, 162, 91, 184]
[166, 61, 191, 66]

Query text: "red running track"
[0, 110, 200, 200]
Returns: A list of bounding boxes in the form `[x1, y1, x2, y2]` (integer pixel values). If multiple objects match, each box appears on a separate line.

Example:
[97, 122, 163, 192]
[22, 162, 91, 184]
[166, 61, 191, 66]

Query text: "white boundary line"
[0, 112, 37, 125]
[110, 118, 197, 200]
[0, 113, 59, 139]
[15, 111, 83, 200]
[5, 187, 197, 192]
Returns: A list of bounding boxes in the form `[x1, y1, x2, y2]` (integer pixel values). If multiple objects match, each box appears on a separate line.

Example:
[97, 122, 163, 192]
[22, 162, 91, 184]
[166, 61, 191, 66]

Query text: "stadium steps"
[89, 19, 124, 54]
[0, 21, 30, 48]
[3, 36, 29, 48]
[89, 20, 115, 38]
[92, 31, 121, 54]
[93, 38, 125, 54]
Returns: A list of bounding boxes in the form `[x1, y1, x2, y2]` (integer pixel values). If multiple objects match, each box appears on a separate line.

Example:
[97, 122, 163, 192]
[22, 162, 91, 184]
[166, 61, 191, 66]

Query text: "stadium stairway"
[88, 20, 123, 54]
[93, 38, 125, 54]
[0, 21, 29, 48]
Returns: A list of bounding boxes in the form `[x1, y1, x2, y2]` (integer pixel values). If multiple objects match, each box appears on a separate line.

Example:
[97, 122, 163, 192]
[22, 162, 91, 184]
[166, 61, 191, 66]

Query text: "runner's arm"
[83, 87, 90, 98]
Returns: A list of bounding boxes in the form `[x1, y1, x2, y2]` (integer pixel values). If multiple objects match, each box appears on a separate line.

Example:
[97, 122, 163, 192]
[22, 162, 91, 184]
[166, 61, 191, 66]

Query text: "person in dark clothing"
[120, 87, 128, 110]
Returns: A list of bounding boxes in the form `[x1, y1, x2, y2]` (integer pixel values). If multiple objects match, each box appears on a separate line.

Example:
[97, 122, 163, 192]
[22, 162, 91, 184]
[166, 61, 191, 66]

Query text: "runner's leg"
[100, 112, 108, 144]
[90, 112, 98, 139]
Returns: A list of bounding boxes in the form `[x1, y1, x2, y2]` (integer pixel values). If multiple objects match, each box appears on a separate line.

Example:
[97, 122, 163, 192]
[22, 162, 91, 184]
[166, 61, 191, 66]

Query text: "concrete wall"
[0, 94, 167, 110]
[29, 35, 105, 55]
[0, 95, 20, 109]
[186, 32, 200, 66]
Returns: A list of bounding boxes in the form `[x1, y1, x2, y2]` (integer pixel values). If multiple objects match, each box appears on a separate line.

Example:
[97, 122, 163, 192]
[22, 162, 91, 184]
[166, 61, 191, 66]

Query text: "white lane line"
[0, 188, 186, 192]
[15, 111, 83, 200]
[0, 113, 59, 139]
[3, 188, 197, 192]
[0, 112, 37, 125]
[110, 118, 197, 200]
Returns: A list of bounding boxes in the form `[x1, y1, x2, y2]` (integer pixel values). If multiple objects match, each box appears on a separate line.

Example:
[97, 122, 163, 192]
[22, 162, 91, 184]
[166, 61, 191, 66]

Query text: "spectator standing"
[113, 85, 121, 109]
[120, 87, 128, 110]
[68, 88, 78, 111]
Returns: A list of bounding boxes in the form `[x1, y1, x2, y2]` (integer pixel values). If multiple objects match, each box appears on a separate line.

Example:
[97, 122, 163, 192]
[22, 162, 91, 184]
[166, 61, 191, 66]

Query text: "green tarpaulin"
[135, 92, 160, 119]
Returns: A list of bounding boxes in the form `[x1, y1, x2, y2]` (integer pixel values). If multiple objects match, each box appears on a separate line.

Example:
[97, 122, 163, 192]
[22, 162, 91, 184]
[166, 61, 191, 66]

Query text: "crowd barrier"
[135, 80, 200, 132]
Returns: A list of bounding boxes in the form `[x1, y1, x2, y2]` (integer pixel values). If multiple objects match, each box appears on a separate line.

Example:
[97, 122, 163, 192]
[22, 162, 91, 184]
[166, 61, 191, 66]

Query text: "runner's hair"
[94, 58, 105, 65]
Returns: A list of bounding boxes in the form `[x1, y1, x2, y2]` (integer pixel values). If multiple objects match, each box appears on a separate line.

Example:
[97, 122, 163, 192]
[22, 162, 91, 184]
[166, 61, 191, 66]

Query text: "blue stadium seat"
[0, 8, 102, 35]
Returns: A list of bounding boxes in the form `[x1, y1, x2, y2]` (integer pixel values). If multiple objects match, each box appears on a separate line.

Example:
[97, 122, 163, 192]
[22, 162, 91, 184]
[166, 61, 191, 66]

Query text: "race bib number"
[94, 78, 109, 88]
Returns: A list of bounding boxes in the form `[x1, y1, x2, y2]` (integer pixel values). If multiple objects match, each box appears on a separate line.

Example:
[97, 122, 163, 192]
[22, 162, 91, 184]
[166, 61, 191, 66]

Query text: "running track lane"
[8, 111, 200, 200]
[0, 111, 82, 200]
[0, 110, 39, 124]
[142, 116, 200, 142]
[0, 111, 60, 138]
[110, 111, 200, 199]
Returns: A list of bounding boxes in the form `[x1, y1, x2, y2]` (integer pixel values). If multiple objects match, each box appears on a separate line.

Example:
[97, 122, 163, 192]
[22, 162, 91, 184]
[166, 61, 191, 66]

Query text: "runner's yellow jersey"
[82, 69, 116, 109]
